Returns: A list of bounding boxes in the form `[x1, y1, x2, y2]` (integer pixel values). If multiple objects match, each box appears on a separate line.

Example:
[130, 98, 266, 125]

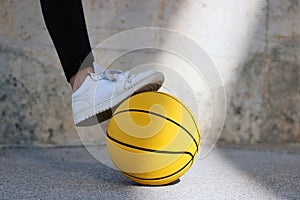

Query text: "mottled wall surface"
[0, 0, 77, 144]
[223, 0, 300, 144]
[0, 0, 299, 145]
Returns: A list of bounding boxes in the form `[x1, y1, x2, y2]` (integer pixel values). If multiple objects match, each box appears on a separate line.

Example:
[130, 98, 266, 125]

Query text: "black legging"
[40, 0, 94, 82]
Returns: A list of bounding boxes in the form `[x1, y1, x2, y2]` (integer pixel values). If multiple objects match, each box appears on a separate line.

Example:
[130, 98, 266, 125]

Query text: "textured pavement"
[0, 145, 299, 200]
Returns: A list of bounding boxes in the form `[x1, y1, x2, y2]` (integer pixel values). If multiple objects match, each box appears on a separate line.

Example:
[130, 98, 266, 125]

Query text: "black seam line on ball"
[106, 131, 194, 158]
[113, 109, 199, 152]
[190, 150, 198, 166]
[134, 91, 201, 143]
[143, 92, 201, 145]
[156, 92, 201, 144]
[121, 155, 194, 181]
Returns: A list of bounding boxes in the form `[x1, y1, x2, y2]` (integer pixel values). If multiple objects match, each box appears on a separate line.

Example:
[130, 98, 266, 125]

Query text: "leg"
[40, 0, 94, 91]
[40, 0, 164, 126]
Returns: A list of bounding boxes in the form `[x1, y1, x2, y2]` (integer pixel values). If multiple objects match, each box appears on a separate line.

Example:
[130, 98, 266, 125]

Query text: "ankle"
[70, 67, 94, 92]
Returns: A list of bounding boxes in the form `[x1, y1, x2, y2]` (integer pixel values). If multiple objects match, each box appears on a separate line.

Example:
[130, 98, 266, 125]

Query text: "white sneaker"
[72, 65, 164, 126]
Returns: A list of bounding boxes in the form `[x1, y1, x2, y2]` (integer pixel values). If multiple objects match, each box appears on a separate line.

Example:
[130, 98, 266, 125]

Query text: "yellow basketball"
[106, 91, 200, 185]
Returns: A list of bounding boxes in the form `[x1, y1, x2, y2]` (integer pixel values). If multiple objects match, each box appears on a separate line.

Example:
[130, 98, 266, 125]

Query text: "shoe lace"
[88, 69, 126, 81]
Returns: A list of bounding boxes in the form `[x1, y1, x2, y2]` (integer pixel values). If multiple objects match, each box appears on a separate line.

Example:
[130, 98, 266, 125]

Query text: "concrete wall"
[223, 0, 300, 144]
[0, 0, 299, 145]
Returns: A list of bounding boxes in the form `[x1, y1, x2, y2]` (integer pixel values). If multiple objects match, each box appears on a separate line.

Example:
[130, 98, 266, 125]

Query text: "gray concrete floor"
[0, 145, 299, 200]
